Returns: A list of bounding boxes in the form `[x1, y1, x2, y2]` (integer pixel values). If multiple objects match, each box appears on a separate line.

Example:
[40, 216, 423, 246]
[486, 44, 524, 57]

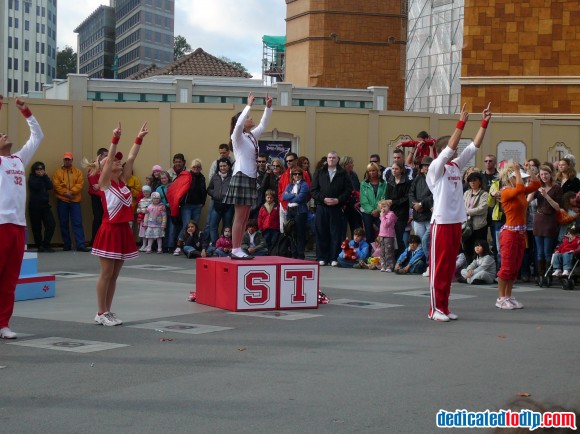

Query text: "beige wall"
[1, 98, 578, 245]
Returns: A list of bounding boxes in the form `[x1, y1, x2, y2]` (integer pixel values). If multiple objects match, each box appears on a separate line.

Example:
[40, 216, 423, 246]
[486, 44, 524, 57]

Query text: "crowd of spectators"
[26, 138, 580, 285]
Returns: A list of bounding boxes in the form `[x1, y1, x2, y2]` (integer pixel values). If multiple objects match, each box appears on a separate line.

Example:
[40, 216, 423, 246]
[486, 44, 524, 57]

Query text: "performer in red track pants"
[0, 96, 44, 339]
[426, 102, 492, 322]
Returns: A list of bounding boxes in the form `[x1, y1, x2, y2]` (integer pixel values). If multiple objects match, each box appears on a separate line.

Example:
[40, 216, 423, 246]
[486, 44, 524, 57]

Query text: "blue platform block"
[15, 275, 56, 301]
[16, 251, 56, 301]
[20, 252, 39, 276]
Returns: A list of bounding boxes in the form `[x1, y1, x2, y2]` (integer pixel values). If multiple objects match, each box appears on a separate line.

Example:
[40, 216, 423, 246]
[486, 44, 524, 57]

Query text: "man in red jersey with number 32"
[0, 95, 44, 339]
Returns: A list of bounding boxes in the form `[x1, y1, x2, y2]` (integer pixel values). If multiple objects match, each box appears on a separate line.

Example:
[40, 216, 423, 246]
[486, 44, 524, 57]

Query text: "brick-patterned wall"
[286, 0, 406, 110]
[462, 0, 580, 114]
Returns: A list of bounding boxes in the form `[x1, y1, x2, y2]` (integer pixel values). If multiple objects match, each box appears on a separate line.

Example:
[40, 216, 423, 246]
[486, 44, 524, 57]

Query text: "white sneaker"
[173, 247, 182, 256]
[422, 267, 429, 277]
[430, 311, 450, 322]
[108, 312, 123, 325]
[495, 297, 514, 310]
[331, 261, 338, 267]
[95, 312, 118, 326]
[0, 327, 17, 339]
[447, 312, 458, 320]
[562, 270, 570, 277]
[507, 297, 524, 309]
[552, 269, 562, 277]
[318, 261, 327, 266]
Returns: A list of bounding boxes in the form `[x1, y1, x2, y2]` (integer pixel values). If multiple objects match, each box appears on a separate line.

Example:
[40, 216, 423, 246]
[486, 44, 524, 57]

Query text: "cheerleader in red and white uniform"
[85, 122, 148, 326]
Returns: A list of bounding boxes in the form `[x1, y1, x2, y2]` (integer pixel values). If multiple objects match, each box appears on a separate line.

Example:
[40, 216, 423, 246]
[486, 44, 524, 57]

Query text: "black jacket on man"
[311, 166, 353, 206]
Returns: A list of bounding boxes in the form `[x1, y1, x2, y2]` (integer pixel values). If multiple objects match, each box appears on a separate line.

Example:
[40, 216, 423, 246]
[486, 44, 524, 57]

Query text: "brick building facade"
[461, 0, 580, 114]
[285, 0, 407, 110]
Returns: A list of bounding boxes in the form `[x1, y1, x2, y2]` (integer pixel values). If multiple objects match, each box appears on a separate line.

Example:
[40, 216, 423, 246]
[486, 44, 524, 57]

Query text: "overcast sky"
[57, 0, 287, 78]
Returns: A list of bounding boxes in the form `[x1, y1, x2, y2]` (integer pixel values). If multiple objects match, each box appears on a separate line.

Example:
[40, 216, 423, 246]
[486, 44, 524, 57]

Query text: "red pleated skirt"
[92, 222, 138, 260]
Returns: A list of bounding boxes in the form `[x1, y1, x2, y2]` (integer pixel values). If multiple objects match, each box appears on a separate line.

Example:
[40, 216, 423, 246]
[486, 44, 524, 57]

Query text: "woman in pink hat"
[85, 121, 148, 326]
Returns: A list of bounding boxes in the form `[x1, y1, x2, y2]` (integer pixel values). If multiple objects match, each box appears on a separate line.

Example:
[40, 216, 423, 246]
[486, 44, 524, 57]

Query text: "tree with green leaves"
[57, 46, 77, 79]
[219, 56, 249, 74]
[174, 35, 192, 60]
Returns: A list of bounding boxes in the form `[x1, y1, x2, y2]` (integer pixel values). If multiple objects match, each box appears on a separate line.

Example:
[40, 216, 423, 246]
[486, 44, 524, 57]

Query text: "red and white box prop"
[196, 256, 319, 311]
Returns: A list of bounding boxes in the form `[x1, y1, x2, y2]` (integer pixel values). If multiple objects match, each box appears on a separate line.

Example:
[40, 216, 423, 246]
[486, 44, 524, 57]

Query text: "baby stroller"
[540, 225, 580, 290]
[540, 258, 579, 290]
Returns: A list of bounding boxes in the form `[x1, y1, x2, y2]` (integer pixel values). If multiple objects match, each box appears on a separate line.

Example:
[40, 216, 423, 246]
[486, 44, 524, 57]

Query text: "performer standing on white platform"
[0, 96, 44, 339]
[224, 92, 273, 260]
[427, 103, 492, 322]
[85, 122, 148, 326]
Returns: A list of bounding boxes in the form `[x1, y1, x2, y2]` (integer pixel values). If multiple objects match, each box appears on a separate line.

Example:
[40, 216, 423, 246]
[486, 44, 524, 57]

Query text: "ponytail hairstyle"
[229, 112, 243, 147]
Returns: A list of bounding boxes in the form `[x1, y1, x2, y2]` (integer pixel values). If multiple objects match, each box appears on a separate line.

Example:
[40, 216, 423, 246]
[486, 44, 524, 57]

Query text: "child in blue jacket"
[336, 228, 370, 268]
[394, 234, 426, 274]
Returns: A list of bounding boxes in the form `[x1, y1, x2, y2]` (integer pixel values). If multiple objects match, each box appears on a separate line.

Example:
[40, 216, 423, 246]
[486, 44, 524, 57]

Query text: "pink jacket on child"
[379, 211, 397, 237]
[215, 235, 233, 250]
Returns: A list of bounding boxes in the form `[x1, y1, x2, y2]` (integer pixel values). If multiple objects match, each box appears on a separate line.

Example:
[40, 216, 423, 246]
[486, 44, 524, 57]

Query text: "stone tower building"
[461, 0, 580, 114]
[284, 0, 408, 110]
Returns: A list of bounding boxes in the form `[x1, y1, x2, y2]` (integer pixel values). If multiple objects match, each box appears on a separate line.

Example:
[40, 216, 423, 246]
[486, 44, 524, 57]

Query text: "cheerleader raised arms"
[88, 122, 149, 326]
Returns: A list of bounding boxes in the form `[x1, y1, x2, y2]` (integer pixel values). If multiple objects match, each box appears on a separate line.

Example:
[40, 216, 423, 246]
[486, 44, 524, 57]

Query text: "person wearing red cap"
[85, 122, 149, 326]
[52, 151, 90, 252]
[0, 95, 44, 339]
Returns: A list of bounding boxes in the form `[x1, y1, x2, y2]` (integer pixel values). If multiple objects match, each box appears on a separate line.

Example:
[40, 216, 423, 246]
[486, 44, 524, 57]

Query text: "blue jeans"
[519, 231, 535, 278]
[164, 217, 178, 251]
[183, 245, 204, 257]
[534, 235, 556, 262]
[178, 204, 203, 241]
[552, 252, 574, 271]
[242, 247, 269, 256]
[209, 207, 234, 244]
[57, 200, 86, 249]
[337, 257, 358, 268]
[209, 247, 230, 257]
[413, 221, 431, 261]
[493, 221, 504, 269]
[263, 229, 277, 252]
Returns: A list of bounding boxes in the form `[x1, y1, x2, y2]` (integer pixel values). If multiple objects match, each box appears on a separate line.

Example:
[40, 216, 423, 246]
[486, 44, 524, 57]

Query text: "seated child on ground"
[207, 227, 233, 257]
[552, 224, 580, 277]
[453, 249, 467, 282]
[458, 239, 496, 284]
[394, 234, 426, 274]
[355, 238, 381, 269]
[337, 227, 370, 268]
[241, 219, 269, 257]
[183, 220, 211, 259]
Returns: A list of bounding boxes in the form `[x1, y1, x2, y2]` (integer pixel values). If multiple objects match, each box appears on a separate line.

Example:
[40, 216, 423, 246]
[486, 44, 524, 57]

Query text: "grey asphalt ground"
[2, 250, 579, 433]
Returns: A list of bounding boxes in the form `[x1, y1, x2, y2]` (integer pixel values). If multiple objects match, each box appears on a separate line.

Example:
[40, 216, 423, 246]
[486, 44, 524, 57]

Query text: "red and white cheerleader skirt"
[92, 222, 138, 260]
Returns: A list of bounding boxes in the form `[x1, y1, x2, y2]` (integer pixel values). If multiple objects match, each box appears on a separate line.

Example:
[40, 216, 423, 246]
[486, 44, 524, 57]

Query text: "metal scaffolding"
[262, 35, 286, 86]
[405, 0, 464, 114]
